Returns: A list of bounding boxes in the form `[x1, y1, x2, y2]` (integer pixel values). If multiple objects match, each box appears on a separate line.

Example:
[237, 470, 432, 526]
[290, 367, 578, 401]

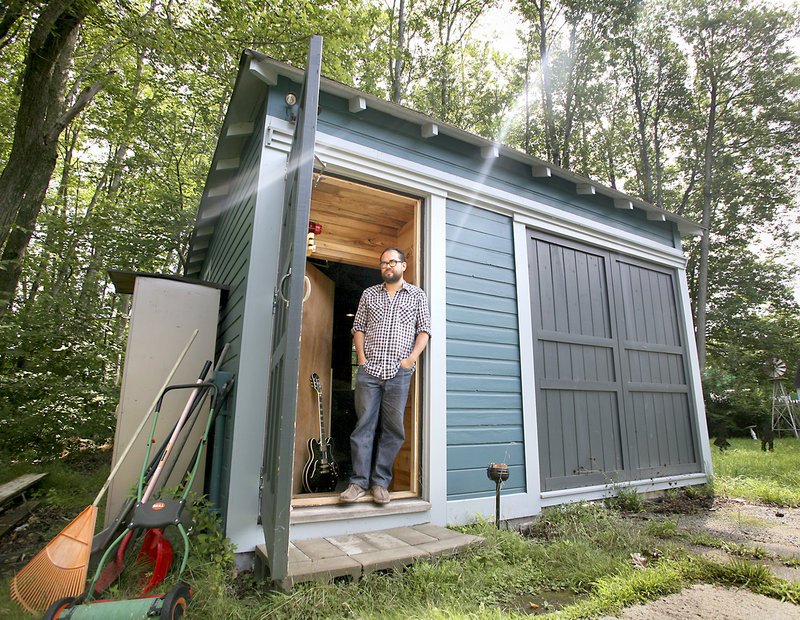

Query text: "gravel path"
[600, 498, 800, 619]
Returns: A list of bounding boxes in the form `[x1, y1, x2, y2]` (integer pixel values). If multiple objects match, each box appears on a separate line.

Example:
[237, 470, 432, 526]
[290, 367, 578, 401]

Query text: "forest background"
[0, 0, 799, 460]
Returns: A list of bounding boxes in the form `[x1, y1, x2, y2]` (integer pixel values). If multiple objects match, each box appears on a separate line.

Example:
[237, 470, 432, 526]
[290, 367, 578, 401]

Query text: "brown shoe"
[339, 483, 367, 503]
[371, 485, 390, 505]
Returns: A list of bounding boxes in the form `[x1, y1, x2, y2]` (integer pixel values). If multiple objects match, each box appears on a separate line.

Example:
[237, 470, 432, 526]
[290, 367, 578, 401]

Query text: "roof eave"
[186, 50, 702, 277]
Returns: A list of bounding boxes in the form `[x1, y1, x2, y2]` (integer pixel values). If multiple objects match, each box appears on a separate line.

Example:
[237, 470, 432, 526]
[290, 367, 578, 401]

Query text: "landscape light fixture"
[487, 463, 509, 529]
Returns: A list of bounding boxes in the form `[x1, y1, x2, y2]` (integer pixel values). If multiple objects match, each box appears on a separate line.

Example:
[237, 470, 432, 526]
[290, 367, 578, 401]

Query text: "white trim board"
[678, 268, 713, 477]
[425, 193, 449, 525]
[540, 473, 709, 507]
[264, 116, 687, 270]
[447, 491, 539, 526]
[224, 147, 286, 554]
[514, 221, 542, 510]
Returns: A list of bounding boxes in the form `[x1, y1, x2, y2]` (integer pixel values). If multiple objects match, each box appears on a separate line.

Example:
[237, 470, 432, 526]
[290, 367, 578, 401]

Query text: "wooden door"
[260, 35, 321, 581]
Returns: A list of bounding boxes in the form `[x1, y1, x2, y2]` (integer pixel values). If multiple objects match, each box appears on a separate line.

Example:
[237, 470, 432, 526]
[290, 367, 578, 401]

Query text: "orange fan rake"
[9, 506, 97, 613]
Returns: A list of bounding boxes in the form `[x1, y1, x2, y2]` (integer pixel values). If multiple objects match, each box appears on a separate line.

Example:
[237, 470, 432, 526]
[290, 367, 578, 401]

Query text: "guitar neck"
[316, 390, 326, 443]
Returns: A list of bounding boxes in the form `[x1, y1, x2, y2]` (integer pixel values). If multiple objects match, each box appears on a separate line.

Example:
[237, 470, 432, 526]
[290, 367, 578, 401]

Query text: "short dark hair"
[381, 247, 406, 262]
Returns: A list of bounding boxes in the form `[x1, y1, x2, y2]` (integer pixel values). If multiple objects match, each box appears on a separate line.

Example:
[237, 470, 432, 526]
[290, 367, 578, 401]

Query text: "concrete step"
[256, 522, 485, 590]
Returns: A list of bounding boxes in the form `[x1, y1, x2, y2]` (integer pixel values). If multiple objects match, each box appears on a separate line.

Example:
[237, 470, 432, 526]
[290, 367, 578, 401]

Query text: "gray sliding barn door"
[528, 232, 698, 491]
[614, 257, 698, 479]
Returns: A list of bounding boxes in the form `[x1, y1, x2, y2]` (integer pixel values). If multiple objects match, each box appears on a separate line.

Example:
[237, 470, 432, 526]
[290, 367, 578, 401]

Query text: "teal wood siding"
[446, 201, 525, 500]
[266, 78, 678, 248]
[198, 109, 265, 517]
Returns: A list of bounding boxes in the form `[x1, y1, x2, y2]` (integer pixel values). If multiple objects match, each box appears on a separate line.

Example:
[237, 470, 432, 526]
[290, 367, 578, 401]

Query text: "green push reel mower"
[42, 379, 220, 619]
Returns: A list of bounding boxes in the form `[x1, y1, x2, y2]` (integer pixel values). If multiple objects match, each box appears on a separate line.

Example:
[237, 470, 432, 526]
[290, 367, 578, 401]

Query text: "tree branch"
[45, 71, 114, 145]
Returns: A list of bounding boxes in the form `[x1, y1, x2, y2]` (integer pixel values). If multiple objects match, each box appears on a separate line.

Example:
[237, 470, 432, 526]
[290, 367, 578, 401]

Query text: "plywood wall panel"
[292, 263, 335, 496]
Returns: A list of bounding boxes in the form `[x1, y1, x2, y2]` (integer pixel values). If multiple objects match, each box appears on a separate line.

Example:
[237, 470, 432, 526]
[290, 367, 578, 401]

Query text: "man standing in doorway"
[339, 247, 431, 505]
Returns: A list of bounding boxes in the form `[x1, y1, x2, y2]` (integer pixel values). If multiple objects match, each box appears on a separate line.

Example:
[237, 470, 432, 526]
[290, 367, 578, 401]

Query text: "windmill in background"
[766, 358, 799, 437]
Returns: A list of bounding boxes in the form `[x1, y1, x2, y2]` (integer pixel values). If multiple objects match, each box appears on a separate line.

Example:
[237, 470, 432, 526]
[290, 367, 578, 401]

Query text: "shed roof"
[186, 49, 702, 278]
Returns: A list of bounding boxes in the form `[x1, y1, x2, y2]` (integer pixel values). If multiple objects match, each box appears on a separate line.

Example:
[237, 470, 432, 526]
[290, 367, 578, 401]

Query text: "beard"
[382, 269, 402, 284]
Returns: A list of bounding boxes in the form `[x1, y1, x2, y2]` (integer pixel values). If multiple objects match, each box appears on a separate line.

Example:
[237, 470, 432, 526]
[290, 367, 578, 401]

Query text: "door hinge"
[257, 466, 264, 525]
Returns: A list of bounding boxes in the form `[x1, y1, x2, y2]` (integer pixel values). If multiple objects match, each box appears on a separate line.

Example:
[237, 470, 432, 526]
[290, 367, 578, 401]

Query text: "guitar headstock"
[310, 372, 321, 394]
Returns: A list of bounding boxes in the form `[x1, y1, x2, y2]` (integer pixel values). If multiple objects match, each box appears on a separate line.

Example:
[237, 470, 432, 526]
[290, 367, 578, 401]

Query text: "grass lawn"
[710, 437, 800, 505]
[2, 438, 800, 618]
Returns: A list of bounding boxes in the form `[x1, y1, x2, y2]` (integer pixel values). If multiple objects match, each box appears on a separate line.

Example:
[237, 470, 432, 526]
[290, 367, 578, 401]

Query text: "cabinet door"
[260, 35, 322, 581]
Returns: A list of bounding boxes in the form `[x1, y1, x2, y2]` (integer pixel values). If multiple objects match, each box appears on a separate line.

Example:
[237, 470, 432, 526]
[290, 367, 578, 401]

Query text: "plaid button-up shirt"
[352, 281, 431, 380]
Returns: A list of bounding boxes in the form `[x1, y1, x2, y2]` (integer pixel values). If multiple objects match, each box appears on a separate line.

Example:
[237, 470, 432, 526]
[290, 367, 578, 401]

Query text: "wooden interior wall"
[292, 263, 334, 496]
[310, 176, 418, 270]
[392, 201, 421, 493]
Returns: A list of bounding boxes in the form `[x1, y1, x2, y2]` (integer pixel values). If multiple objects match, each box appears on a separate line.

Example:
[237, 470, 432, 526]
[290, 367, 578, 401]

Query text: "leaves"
[1, 0, 799, 459]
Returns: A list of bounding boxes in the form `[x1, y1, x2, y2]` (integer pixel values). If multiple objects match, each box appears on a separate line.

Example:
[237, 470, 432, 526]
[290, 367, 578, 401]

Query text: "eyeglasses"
[379, 259, 403, 268]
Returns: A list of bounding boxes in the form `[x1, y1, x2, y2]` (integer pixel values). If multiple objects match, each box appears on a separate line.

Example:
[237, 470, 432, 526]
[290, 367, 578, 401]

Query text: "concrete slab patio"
[255, 523, 485, 590]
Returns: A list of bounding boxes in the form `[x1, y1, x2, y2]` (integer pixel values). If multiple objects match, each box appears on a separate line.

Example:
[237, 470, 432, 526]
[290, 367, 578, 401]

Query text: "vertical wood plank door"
[613, 257, 698, 479]
[529, 233, 625, 491]
[528, 231, 699, 492]
[260, 35, 322, 581]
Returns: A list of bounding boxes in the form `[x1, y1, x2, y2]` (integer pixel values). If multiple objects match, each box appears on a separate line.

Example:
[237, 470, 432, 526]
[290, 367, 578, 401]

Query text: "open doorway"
[291, 176, 422, 507]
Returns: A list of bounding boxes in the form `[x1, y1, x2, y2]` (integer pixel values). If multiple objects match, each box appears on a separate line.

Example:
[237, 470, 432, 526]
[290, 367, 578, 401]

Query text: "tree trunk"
[628, 42, 654, 203]
[391, 0, 406, 103]
[0, 183, 47, 312]
[538, 1, 559, 166]
[0, 0, 92, 313]
[524, 44, 532, 154]
[696, 76, 717, 370]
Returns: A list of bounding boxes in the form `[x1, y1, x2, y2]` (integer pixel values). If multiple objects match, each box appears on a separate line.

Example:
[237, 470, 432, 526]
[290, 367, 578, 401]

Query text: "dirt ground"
[602, 583, 800, 619]
[599, 497, 800, 619]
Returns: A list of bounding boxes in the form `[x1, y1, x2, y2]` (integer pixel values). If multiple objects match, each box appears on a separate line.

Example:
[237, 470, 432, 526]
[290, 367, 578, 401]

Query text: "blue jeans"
[350, 365, 413, 489]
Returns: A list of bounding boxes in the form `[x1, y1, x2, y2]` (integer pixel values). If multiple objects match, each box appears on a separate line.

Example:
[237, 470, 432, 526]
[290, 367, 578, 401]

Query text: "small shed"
[183, 37, 711, 580]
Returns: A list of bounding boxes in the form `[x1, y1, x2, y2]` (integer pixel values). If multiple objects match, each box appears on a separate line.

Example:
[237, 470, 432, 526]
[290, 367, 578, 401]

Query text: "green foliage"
[186, 494, 236, 570]
[0, 307, 119, 459]
[6, 458, 800, 619]
[645, 518, 680, 539]
[559, 561, 685, 619]
[0, 0, 380, 462]
[605, 485, 644, 513]
[700, 241, 800, 433]
[681, 483, 714, 503]
[689, 532, 771, 561]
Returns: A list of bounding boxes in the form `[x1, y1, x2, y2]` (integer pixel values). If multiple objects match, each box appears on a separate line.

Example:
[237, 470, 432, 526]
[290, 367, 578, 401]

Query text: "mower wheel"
[42, 596, 76, 619]
[160, 581, 192, 619]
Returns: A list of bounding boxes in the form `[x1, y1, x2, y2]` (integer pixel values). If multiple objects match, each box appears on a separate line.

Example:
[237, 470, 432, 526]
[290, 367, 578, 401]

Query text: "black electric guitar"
[302, 373, 339, 493]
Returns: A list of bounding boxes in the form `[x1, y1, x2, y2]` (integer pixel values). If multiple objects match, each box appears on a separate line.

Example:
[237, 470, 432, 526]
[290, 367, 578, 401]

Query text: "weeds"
[605, 485, 643, 513]
[5, 441, 800, 619]
[689, 532, 771, 560]
[645, 518, 680, 539]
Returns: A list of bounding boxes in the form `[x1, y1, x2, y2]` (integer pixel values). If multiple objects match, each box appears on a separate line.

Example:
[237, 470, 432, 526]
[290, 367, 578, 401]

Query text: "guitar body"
[302, 437, 339, 493]
[303, 373, 340, 494]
